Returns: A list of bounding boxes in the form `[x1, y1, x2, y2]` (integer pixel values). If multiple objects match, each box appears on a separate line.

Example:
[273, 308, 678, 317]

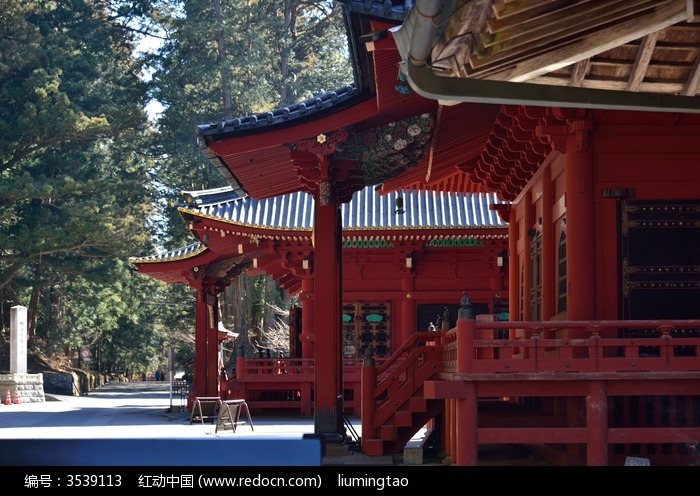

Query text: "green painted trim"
[343, 239, 395, 249]
[423, 238, 485, 247]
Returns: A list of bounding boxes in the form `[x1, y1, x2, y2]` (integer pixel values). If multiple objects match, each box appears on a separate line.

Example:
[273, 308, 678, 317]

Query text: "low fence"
[215, 319, 700, 416]
[443, 319, 700, 375]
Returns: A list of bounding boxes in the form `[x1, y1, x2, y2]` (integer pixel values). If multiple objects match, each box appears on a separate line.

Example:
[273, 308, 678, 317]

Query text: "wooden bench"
[189, 396, 221, 424]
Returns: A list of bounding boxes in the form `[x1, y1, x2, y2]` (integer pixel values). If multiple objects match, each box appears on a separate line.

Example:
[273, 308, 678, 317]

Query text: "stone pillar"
[11, 305, 27, 374]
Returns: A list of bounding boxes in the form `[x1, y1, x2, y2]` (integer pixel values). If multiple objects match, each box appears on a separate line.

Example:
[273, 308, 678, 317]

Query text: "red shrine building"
[131, 186, 508, 415]
[132, 1, 700, 465]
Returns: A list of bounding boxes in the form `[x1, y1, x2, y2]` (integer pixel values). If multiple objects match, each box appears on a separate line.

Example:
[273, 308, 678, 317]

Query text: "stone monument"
[0, 305, 45, 403]
[11, 305, 27, 374]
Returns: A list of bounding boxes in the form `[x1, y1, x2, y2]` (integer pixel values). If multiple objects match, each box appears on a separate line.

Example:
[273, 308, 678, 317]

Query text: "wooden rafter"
[627, 32, 659, 91]
[424, 0, 700, 100]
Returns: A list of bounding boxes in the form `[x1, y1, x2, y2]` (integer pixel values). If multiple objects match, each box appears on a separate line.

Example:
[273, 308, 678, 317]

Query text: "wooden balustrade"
[215, 319, 700, 419]
[443, 319, 700, 375]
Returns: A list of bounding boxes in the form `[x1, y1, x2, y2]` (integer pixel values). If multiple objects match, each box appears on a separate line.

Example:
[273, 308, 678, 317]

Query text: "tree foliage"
[144, 0, 352, 248]
[143, 0, 352, 361]
[0, 0, 159, 373]
[1, 0, 353, 376]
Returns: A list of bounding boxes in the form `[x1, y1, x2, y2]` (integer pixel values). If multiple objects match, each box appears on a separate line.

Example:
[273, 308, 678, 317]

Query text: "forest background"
[0, 0, 353, 378]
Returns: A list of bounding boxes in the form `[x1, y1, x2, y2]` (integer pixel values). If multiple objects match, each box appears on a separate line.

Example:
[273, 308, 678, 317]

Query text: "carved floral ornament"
[291, 114, 435, 187]
[294, 129, 347, 156]
[335, 113, 435, 185]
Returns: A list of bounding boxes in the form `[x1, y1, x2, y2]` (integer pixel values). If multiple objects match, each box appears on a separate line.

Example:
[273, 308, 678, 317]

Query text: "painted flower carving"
[393, 139, 407, 151]
[333, 113, 434, 184]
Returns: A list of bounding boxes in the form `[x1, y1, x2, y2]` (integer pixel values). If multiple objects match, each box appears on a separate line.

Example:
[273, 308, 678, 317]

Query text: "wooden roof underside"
[197, 1, 700, 205]
[401, 0, 700, 111]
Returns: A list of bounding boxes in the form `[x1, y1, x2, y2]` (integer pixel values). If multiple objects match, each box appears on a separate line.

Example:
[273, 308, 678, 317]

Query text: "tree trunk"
[27, 261, 43, 336]
[213, 0, 233, 120]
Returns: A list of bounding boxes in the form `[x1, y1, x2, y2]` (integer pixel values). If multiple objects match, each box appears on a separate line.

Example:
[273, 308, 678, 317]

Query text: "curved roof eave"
[176, 184, 508, 233]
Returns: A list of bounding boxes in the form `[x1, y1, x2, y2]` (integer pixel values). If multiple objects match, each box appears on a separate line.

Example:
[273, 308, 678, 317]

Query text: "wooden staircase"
[362, 332, 444, 456]
[375, 391, 443, 454]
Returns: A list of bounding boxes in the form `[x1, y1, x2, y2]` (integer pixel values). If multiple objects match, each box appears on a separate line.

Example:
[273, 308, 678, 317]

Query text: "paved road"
[0, 380, 327, 439]
[0, 381, 381, 466]
[0, 381, 551, 469]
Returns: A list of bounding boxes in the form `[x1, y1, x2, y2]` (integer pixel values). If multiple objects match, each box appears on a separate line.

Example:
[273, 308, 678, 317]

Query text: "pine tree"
[0, 0, 157, 370]
[146, 0, 352, 359]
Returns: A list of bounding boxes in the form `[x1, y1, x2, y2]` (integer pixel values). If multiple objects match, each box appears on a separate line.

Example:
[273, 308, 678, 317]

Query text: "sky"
[135, 33, 165, 121]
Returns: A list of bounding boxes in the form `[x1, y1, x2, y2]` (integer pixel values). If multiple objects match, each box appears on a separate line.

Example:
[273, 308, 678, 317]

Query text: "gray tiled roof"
[196, 85, 358, 140]
[180, 186, 240, 206]
[133, 185, 508, 264]
[132, 242, 207, 263]
[195, 2, 414, 142]
[184, 190, 315, 230]
[338, 0, 413, 21]
[179, 185, 506, 231]
[344, 187, 505, 230]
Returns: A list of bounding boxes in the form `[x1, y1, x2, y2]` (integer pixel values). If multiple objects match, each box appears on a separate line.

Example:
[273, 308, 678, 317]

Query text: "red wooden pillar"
[298, 277, 315, 417]
[457, 311, 475, 373]
[299, 276, 315, 359]
[522, 191, 534, 322]
[300, 381, 312, 417]
[508, 206, 518, 327]
[541, 166, 555, 320]
[456, 312, 478, 465]
[445, 398, 454, 461]
[360, 359, 377, 454]
[400, 278, 416, 346]
[193, 283, 208, 398]
[456, 383, 478, 466]
[207, 293, 220, 397]
[192, 283, 219, 398]
[564, 116, 595, 323]
[586, 381, 608, 466]
[313, 179, 343, 437]
[236, 355, 245, 380]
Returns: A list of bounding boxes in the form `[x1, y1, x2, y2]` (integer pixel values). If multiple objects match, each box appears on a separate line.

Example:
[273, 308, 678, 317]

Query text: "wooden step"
[380, 424, 397, 441]
[395, 410, 413, 427]
[409, 397, 427, 412]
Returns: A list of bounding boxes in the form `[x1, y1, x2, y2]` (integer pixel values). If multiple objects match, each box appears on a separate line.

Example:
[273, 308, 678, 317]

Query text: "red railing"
[358, 318, 700, 456]
[222, 356, 392, 414]
[443, 319, 700, 375]
[371, 332, 443, 426]
[219, 319, 700, 422]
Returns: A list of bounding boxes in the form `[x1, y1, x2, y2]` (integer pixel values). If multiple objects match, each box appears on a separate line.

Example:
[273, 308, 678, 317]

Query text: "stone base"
[402, 425, 432, 465]
[0, 373, 45, 404]
[402, 444, 424, 465]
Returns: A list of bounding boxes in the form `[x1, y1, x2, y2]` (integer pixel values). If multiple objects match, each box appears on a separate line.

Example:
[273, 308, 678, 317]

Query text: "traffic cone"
[14, 391, 21, 404]
[5, 390, 10, 405]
